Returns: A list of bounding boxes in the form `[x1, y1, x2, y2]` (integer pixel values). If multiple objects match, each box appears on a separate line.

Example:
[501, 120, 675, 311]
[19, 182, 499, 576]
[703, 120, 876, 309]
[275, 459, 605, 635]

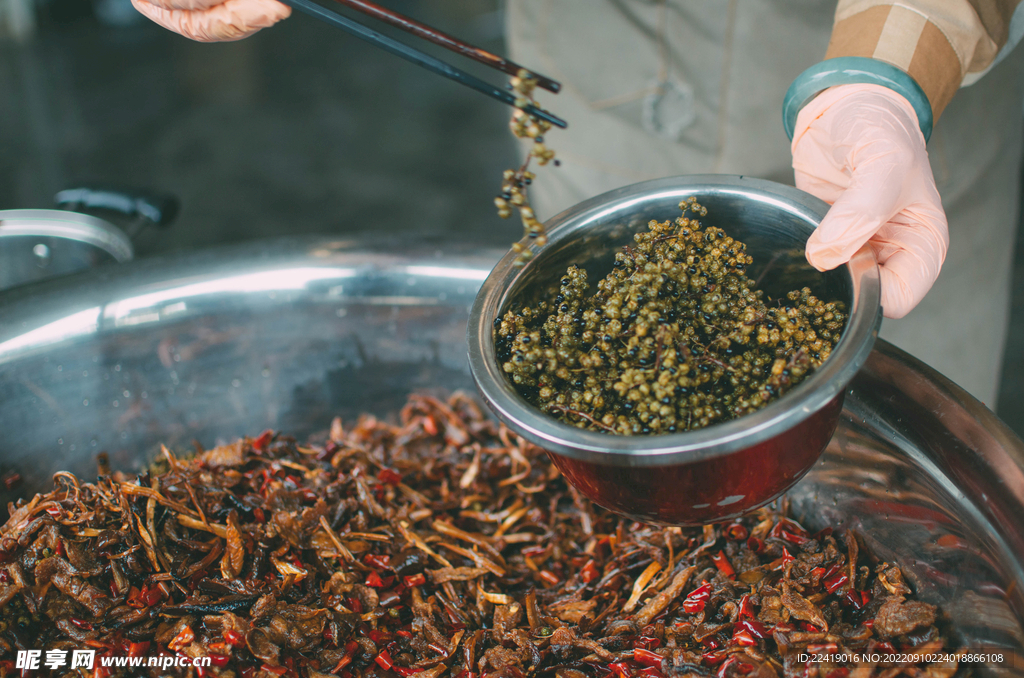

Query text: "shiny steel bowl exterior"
[0, 210, 134, 291]
[468, 176, 882, 524]
[0, 237, 1021, 670]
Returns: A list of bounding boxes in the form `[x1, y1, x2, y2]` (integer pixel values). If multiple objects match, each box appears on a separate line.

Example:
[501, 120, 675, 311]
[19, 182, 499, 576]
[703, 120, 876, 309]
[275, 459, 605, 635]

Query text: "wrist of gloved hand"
[791, 83, 948, 320]
[133, 0, 290, 42]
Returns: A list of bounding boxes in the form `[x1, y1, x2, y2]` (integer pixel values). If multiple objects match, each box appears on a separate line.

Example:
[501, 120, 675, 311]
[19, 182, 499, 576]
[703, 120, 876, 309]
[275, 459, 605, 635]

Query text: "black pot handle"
[54, 186, 180, 235]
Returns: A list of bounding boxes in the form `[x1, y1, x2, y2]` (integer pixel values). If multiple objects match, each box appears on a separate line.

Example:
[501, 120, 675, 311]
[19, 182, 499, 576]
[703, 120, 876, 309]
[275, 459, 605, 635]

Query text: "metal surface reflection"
[0, 237, 1021, 672]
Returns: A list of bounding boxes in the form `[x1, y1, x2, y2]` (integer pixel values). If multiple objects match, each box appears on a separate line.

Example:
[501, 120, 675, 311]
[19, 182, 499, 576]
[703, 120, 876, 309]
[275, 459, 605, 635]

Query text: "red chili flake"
[261, 664, 288, 676]
[580, 559, 600, 583]
[209, 655, 230, 668]
[608, 661, 634, 678]
[396, 629, 413, 638]
[800, 622, 821, 633]
[702, 648, 729, 666]
[365, 571, 386, 588]
[0, 570, 8, 585]
[367, 628, 390, 644]
[44, 505, 61, 518]
[422, 416, 439, 436]
[732, 627, 757, 646]
[127, 641, 149, 657]
[737, 594, 756, 621]
[711, 550, 734, 578]
[141, 585, 165, 606]
[769, 518, 810, 545]
[633, 648, 663, 666]
[746, 536, 765, 554]
[364, 553, 391, 569]
[428, 642, 450, 658]
[223, 628, 245, 647]
[701, 636, 721, 649]
[724, 523, 748, 541]
[824, 571, 849, 594]
[168, 626, 195, 652]
[375, 650, 395, 671]
[633, 636, 660, 650]
[253, 507, 266, 523]
[538, 570, 560, 586]
[770, 547, 796, 571]
[332, 656, 353, 673]
[521, 545, 547, 558]
[870, 640, 897, 654]
[251, 429, 274, 452]
[863, 618, 874, 629]
[403, 573, 427, 588]
[70, 618, 94, 630]
[822, 562, 843, 580]
[682, 581, 712, 614]
[347, 597, 363, 613]
[378, 468, 403, 486]
[844, 589, 870, 609]
[736, 619, 769, 639]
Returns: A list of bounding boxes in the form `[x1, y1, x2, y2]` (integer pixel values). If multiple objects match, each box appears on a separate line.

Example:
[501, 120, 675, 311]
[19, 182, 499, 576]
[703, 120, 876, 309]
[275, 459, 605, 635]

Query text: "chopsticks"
[332, 0, 560, 94]
[278, 0, 567, 129]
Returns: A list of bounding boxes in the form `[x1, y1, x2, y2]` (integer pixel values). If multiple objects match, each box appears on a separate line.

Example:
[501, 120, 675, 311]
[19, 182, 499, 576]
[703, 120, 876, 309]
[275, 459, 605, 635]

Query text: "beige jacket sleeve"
[826, 0, 1023, 119]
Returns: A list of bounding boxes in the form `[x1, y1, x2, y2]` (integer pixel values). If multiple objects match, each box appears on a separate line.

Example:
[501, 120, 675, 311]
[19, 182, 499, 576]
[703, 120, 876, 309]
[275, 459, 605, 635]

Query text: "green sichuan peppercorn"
[496, 69, 559, 267]
[495, 198, 848, 435]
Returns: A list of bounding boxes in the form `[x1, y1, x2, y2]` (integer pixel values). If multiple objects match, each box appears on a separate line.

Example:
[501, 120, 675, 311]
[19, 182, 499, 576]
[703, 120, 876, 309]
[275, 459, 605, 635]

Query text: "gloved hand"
[132, 0, 290, 42]
[791, 83, 948, 319]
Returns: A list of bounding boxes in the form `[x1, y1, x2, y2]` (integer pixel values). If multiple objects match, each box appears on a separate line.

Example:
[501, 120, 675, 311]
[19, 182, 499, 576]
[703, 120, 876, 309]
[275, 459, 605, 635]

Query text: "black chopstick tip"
[524, 104, 567, 129]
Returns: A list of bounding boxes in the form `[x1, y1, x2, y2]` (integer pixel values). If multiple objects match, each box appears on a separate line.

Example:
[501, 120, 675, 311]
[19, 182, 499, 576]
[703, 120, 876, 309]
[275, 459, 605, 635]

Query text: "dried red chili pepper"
[633, 648, 663, 666]
[580, 559, 600, 583]
[375, 649, 395, 671]
[403, 573, 427, 588]
[711, 550, 734, 578]
[682, 581, 712, 614]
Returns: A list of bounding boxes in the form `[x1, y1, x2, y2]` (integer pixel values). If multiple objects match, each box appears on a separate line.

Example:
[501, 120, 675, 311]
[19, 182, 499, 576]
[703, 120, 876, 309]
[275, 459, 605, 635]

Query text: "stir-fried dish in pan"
[0, 394, 950, 677]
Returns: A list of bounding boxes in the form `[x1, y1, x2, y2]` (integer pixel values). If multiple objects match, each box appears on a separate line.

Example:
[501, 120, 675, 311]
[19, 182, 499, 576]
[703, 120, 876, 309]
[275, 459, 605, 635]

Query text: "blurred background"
[1, 0, 1023, 436]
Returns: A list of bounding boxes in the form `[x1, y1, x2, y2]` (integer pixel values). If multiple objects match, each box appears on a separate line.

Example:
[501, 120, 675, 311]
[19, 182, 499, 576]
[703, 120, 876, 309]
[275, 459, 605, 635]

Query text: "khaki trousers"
[507, 0, 1023, 406]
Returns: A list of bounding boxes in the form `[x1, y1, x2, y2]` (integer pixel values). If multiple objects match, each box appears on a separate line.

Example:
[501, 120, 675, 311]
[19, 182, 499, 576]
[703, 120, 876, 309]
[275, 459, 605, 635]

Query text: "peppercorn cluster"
[495, 199, 848, 435]
[495, 69, 560, 267]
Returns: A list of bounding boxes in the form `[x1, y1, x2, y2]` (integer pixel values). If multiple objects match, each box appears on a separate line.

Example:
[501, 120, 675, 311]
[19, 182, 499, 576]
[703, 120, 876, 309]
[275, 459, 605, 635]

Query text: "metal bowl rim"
[468, 174, 883, 467]
[0, 209, 134, 263]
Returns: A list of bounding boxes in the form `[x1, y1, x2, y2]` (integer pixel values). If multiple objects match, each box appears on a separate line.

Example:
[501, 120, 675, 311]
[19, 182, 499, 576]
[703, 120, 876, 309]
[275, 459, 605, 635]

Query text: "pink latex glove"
[791, 83, 948, 319]
[132, 0, 289, 42]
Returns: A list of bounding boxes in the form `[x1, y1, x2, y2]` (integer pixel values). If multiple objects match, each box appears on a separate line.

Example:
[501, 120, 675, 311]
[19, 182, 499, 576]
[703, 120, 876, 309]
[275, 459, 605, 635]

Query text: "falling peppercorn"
[496, 69, 560, 266]
[495, 198, 848, 435]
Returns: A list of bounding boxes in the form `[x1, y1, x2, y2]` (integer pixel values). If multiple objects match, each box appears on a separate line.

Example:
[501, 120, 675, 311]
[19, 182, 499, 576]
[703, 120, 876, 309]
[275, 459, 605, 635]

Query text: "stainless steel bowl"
[468, 175, 882, 524]
[0, 209, 134, 291]
[0, 237, 1020, 671]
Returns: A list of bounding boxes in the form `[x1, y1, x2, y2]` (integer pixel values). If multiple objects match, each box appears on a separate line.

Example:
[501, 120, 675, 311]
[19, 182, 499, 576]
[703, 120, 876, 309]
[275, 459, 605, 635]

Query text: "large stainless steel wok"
[0, 238, 1022, 672]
